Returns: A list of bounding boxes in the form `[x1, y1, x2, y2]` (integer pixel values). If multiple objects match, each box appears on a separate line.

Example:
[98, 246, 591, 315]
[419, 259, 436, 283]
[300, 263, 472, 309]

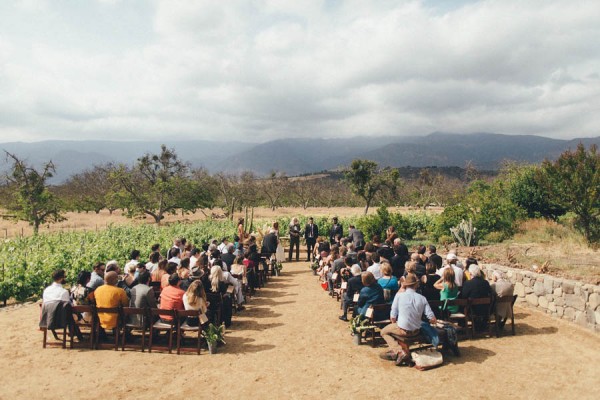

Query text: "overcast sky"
[0, 0, 599, 143]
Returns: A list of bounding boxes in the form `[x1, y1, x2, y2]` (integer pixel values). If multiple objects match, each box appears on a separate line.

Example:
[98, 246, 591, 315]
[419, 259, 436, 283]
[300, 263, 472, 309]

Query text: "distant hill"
[0, 132, 597, 183]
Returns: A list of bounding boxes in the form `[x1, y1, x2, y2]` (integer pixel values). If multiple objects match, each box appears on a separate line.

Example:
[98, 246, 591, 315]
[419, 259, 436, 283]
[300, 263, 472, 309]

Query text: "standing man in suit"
[346, 224, 365, 251]
[304, 217, 319, 262]
[329, 216, 343, 245]
[288, 217, 301, 262]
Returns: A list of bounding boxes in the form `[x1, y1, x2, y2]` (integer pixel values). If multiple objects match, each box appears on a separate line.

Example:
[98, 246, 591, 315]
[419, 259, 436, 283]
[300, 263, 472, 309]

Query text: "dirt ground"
[1, 261, 599, 400]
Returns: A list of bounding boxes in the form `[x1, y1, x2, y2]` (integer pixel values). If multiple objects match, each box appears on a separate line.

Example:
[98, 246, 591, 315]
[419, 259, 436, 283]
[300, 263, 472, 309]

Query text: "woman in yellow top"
[93, 271, 128, 330]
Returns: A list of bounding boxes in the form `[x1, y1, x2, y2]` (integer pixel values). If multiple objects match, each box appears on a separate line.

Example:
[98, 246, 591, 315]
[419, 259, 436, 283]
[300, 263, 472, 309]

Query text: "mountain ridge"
[1, 133, 598, 183]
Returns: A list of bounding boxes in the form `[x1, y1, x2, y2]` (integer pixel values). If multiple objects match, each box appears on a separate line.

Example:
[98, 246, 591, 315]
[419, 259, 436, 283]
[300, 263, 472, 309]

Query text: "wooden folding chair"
[149, 281, 161, 300]
[446, 299, 470, 339]
[121, 307, 148, 352]
[148, 308, 177, 354]
[40, 302, 69, 349]
[71, 304, 95, 349]
[493, 294, 517, 337]
[468, 296, 493, 338]
[176, 310, 207, 355]
[206, 292, 223, 326]
[366, 303, 392, 348]
[94, 306, 121, 350]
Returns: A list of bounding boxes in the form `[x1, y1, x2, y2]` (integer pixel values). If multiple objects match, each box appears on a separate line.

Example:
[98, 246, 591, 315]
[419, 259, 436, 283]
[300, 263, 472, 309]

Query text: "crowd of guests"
[42, 230, 278, 344]
[314, 218, 516, 364]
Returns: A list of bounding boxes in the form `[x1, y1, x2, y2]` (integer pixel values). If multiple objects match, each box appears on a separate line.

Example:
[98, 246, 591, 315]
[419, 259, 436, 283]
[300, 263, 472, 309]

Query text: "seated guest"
[124, 250, 141, 277]
[420, 262, 441, 302]
[464, 257, 483, 280]
[221, 244, 236, 271]
[261, 228, 278, 258]
[434, 268, 459, 315]
[357, 251, 369, 272]
[356, 271, 385, 317]
[380, 273, 436, 364]
[159, 273, 185, 321]
[207, 266, 233, 327]
[339, 264, 363, 321]
[243, 245, 259, 291]
[161, 262, 178, 290]
[152, 259, 168, 283]
[124, 263, 137, 288]
[145, 251, 161, 273]
[178, 258, 192, 291]
[43, 269, 71, 303]
[438, 253, 464, 287]
[70, 271, 92, 306]
[106, 261, 131, 297]
[183, 280, 209, 326]
[428, 245, 443, 270]
[367, 252, 382, 279]
[377, 262, 399, 303]
[94, 271, 129, 337]
[491, 270, 514, 329]
[168, 247, 181, 266]
[87, 262, 105, 291]
[129, 271, 157, 326]
[41, 269, 81, 341]
[461, 264, 492, 332]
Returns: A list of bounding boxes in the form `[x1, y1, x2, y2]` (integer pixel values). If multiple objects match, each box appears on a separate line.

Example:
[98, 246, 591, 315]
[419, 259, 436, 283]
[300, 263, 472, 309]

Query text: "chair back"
[122, 307, 147, 328]
[150, 308, 177, 323]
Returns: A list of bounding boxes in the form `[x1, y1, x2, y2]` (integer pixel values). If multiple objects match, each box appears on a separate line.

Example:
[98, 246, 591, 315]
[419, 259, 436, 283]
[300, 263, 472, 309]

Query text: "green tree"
[503, 163, 566, 220]
[59, 163, 119, 213]
[344, 159, 400, 215]
[542, 144, 599, 244]
[111, 145, 213, 224]
[2, 152, 64, 234]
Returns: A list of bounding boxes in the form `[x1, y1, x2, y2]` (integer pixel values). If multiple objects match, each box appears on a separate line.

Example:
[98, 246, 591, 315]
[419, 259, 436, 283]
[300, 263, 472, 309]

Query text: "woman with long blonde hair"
[183, 280, 208, 326]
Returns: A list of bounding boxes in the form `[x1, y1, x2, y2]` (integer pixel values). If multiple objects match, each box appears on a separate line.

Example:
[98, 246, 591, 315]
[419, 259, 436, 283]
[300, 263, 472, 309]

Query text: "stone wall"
[482, 264, 600, 333]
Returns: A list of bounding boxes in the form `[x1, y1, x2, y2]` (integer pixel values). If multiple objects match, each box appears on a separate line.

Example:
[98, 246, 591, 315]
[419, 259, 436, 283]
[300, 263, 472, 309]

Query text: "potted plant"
[202, 323, 226, 354]
[274, 261, 283, 276]
[349, 315, 374, 345]
[310, 260, 319, 275]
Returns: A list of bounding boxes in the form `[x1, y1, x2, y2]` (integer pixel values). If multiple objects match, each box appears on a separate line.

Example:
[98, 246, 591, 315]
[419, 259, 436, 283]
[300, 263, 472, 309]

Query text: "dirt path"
[0, 262, 599, 399]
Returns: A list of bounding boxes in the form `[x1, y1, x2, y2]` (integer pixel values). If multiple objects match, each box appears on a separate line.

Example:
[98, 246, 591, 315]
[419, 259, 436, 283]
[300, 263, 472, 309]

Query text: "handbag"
[411, 348, 443, 370]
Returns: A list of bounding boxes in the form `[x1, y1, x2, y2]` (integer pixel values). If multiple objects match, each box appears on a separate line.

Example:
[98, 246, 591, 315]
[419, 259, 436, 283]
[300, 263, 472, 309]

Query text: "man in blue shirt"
[380, 273, 436, 364]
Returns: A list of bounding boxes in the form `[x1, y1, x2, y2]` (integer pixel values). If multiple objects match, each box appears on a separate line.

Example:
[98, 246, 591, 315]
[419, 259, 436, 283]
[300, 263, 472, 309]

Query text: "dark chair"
[121, 307, 148, 352]
[365, 303, 392, 348]
[70, 304, 95, 349]
[39, 302, 70, 349]
[94, 306, 121, 350]
[468, 296, 493, 338]
[492, 294, 517, 337]
[446, 299, 470, 338]
[176, 310, 205, 355]
[206, 292, 223, 326]
[148, 308, 177, 354]
[149, 281, 161, 299]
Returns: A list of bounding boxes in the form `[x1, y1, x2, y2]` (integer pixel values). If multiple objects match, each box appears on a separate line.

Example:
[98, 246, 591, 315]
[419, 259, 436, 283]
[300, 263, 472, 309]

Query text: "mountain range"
[0, 132, 598, 183]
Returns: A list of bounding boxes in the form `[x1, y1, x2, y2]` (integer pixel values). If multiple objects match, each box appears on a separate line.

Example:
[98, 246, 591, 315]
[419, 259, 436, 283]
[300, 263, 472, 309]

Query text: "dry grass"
[474, 219, 600, 284]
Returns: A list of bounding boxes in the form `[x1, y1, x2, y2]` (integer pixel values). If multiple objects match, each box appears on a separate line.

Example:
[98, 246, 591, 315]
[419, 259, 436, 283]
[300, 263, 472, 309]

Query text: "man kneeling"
[380, 273, 436, 365]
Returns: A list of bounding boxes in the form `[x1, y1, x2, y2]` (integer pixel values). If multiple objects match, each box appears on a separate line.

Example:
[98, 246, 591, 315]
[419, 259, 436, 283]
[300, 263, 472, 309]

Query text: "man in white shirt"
[42, 269, 71, 303]
[217, 237, 229, 255]
[167, 247, 181, 266]
[125, 250, 141, 277]
[438, 253, 464, 287]
[380, 273, 436, 364]
[367, 253, 383, 280]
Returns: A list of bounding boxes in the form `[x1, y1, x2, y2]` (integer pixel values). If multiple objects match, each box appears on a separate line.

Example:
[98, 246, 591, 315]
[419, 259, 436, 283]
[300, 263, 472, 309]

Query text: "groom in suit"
[304, 217, 319, 262]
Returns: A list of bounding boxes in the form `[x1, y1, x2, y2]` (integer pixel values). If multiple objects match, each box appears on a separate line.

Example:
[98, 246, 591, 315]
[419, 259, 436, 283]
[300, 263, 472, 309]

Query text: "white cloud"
[0, 0, 599, 142]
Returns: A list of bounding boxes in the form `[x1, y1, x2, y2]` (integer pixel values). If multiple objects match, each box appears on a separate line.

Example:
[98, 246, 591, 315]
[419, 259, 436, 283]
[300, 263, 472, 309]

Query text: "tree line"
[1, 143, 598, 246]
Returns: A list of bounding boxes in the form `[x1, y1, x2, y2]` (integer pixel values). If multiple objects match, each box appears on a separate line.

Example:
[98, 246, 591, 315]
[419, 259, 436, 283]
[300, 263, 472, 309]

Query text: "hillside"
[0, 132, 597, 182]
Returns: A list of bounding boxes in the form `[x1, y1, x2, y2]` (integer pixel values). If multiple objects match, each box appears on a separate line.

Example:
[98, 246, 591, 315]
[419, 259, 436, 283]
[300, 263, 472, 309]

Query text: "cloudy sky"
[0, 0, 599, 143]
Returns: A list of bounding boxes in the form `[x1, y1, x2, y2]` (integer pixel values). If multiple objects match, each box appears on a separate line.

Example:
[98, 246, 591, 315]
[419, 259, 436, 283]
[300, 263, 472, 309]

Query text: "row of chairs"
[363, 294, 517, 348]
[41, 304, 213, 355]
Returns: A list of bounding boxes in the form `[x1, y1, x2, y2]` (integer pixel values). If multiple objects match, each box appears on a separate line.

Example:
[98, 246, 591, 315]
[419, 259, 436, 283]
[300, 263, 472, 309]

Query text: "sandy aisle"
[0, 262, 599, 400]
